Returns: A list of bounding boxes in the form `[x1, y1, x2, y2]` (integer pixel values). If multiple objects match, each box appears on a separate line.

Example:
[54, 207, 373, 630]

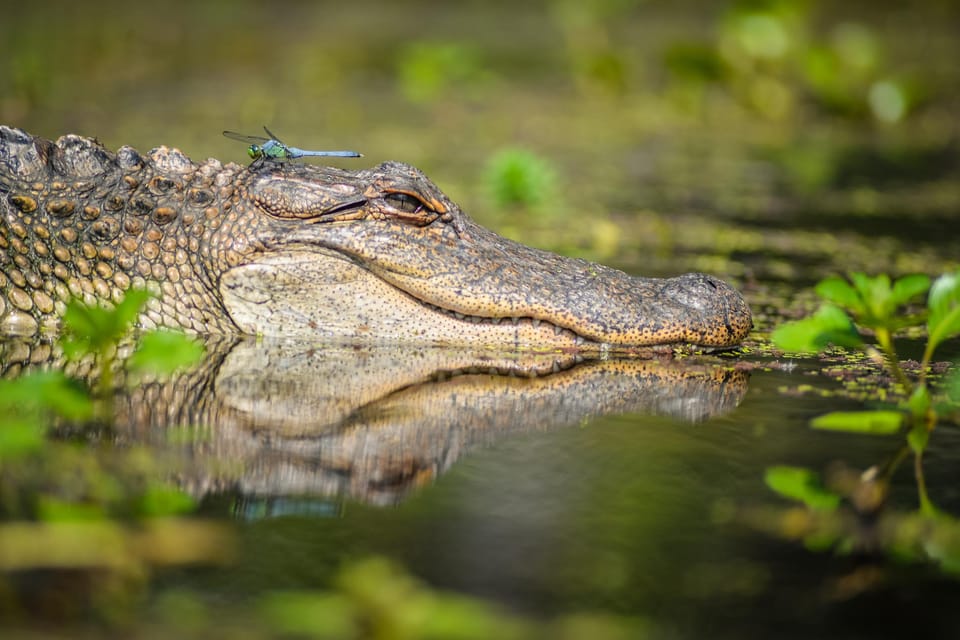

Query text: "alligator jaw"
[244, 212, 754, 348]
[220, 239, 752, 350]
[220, 251, 601, 348]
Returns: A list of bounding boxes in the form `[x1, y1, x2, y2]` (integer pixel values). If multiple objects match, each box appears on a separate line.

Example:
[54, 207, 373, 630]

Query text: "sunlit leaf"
[810, 410, 904, 434]
[137, 485, 196, 517]
[927, 271, 960, 355]
[128, 330, 205, 377]
[815, 276, 864, 315]
[259, 592, 357, 638]
[0, 419, 46, 460]
[37, 497, 106, 522]
[771, 304, 862, 353]
[61, 302, 113, 358]
[60, 289, 152, 358]
[764, 466, 840, 510]
[112, 288, 152, 330]
[891, 274, 930, 307]
[0, 371, 93, 422]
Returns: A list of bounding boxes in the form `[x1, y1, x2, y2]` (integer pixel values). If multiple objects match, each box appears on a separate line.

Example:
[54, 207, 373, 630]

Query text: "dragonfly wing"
[262, 126, 286, 145]
[223, 131, 270, 144]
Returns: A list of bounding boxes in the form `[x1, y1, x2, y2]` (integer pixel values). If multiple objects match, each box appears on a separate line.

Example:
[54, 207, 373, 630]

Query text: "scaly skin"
[0, 126, 752, 349]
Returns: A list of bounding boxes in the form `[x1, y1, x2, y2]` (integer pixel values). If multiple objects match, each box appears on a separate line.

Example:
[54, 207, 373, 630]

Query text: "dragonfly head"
[247, 145, 262, 160]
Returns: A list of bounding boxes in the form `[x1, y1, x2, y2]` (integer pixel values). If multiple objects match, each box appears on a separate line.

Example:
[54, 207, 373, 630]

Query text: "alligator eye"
[384, 192, 426, 214]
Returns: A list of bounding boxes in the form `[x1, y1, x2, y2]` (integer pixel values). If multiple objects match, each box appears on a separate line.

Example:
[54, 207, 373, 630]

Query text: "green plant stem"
[914, 448, 935, 516]
[873, 328, 913, 392]
[879, 443, 910, 483]
[95, 349, 115, 427]
[918, 341, 936, 388]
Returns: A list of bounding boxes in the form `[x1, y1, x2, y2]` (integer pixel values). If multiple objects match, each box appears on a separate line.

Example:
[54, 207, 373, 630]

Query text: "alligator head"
[0, 126, 752, 349]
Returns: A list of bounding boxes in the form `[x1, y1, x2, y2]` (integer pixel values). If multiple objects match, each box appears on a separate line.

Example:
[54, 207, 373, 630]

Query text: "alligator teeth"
[531, 318, 541, 327]
[491, 317, 502, 325]
[551, 361, 561, 373]
[511, 317, 520, 326]
[553, 325, 564, 336]
[454, 312, 465, 320]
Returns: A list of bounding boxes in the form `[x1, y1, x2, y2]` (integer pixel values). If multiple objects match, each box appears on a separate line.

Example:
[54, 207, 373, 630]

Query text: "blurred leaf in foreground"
[128, 330, 205, 377]
[765, 466, 840, 511]
[810, 410, 904, 435]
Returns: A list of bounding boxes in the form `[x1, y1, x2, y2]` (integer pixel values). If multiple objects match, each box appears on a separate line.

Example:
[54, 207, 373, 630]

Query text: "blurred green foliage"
[0, 290, 214, 624]
[484, 149, 558, 213]
[764, 465, 840, 510]
[663, 0, 922, 123]
[396, 43, 493, 103]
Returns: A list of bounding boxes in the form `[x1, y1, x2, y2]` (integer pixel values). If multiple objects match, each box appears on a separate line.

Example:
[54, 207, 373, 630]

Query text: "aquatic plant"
[484, 148, 558, 213]
[1, 289, 204, 447]
[763, 271, 960, 573]
[0, 290, 215, 620]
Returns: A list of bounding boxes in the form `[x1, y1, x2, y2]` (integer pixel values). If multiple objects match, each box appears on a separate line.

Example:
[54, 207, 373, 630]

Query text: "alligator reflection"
[114, 338, 748, 508]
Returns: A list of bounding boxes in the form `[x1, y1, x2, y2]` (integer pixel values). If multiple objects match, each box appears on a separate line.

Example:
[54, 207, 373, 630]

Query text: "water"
[96, 337, 947, 639]
[6, 335, 956, 637]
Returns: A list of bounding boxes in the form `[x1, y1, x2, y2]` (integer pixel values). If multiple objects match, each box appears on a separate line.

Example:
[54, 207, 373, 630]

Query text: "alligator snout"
[655, 273, 753, 348]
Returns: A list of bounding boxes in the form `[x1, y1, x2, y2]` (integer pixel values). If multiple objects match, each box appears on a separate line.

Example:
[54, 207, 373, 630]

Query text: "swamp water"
[2, 317, 959, 638]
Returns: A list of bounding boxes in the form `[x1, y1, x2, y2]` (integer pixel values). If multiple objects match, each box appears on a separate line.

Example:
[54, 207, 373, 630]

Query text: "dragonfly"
[222, 126, 362, 164]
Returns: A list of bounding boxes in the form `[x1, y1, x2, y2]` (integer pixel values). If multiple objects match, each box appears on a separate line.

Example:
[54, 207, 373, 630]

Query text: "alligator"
[0, 126, 752, 349]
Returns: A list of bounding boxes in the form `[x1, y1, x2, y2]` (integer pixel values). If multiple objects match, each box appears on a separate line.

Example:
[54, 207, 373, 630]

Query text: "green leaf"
[37, 497, 106, 522]
[815, 276, 865, 315]
[128, 330, 206, 377]
[138, 485, 196, 516]
[927, 271, 960, 355]
[890, 274, 930, 307]
[0, 419, 46, 460]
[907, 385, 931, 420]
[0, 371, 93, 422]
[850, 272, 892, 322]
[811, 410, 904, 435]
[112, 288, 152, 330]
[60, 289, 152, 358]
[907, 425, 929, 454]
[764, 466, 840, 510]
[771, 304, 862, 353]
[61, 302, 114, 358]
